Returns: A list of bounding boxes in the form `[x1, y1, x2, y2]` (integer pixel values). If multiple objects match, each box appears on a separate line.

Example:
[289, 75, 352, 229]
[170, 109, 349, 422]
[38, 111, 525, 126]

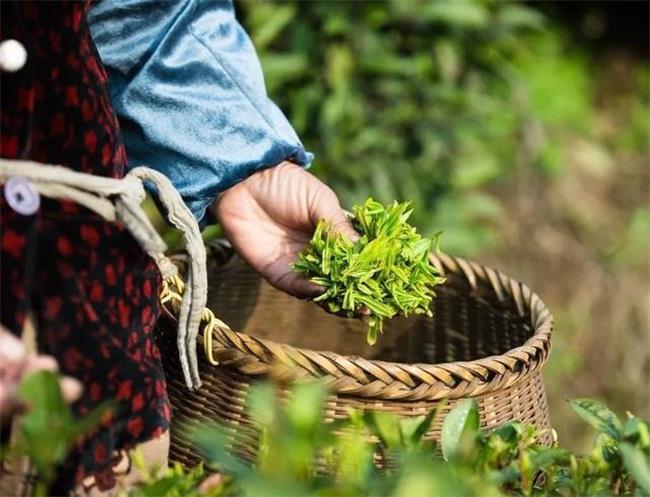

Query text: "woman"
[0, 0, 356, 493]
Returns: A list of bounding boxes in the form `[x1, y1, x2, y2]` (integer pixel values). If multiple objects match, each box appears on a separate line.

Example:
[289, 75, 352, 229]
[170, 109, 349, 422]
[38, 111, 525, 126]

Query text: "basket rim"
[162, 240, 553, 401]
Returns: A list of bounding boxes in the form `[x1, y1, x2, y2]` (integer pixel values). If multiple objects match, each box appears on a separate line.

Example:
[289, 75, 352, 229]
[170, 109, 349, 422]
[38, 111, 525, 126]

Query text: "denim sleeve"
[88, 0, 313, 225]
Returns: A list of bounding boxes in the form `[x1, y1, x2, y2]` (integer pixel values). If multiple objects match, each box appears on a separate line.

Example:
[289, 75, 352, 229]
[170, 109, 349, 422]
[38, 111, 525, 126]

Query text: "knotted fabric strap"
[0, 159, 206, 390]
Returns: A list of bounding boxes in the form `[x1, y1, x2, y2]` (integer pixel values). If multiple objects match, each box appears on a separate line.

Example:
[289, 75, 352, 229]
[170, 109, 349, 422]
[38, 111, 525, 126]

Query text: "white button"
[4, 177, 40, 215]
[0, 39, 27, 73]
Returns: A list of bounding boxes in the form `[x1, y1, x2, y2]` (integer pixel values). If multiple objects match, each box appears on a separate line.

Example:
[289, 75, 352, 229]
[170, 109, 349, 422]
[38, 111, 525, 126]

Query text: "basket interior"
[203, 248, 534, 364]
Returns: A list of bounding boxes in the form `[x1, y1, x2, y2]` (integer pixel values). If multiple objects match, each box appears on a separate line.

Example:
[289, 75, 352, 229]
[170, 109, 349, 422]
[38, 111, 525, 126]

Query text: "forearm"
[89, 0, 312, 226]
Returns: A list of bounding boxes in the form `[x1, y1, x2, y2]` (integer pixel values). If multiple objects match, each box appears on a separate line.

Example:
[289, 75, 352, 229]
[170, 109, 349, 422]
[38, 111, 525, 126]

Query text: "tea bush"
[0, 371, 113, 496]
[145, 382, 650, 497]
[4, 372, 648, 496]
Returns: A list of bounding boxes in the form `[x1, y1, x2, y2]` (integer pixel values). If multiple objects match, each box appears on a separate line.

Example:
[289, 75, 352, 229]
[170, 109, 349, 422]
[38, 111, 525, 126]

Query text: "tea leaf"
[363, 411, 403, 450]
[15, 371, 113, 485]
[294, 198, 445, 344]
[441, 399, 479, 461]
[570, 398, 623, 440]
[622, 416, 650, 448]
[408, 404, 444, 447]
[619, 442, 650, 494]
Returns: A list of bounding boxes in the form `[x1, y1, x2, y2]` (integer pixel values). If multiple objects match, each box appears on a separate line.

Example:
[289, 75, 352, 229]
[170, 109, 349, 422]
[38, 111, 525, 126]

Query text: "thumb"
[310, 188, 360, 242]
[328, 208, 360, 242]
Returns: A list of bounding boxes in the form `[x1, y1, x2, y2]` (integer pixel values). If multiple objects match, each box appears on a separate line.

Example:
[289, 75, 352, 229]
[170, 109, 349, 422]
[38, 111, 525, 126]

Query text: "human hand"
[212, 161, 359, 298]
[0, 326, 82, 416]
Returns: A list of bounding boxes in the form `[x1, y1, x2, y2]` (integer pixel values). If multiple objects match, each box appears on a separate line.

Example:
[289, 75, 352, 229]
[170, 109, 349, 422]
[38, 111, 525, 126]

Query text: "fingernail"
[348, 231, 361, 242]
[338, 223, 360, 242]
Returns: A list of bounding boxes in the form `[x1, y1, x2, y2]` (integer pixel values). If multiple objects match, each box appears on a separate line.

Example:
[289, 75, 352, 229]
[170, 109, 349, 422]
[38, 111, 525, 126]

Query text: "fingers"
[309, 186, 360, 242]
[26, 355, 58, 374]
[258, 251, 322, 299]
[0, 328, 26, 363]
[291, 278, 324, 299]
[328, 208, 361, 242]
[317, 301, 371, 318]
[0, 329, 26, 414]
[275, 271, 324, 299]
[60, 376, 83, 404]
[0, 328, 82, 415]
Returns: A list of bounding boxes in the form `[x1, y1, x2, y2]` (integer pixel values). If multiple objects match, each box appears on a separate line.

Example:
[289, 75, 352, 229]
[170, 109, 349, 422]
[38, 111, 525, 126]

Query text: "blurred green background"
[236, 0, 649, 452]
[156, 0, 649, 452]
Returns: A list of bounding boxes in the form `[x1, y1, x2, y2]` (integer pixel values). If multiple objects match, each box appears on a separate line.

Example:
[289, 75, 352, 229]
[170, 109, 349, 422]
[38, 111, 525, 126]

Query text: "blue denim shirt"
[89, 0, 313, 225]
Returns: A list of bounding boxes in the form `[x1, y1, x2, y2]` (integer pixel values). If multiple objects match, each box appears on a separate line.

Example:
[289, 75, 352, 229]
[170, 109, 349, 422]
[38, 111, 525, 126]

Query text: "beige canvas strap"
[0, 159, 206, 390]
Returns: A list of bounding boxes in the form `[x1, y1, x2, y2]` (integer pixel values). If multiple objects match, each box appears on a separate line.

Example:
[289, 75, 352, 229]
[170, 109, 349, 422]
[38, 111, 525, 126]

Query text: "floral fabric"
[0, 1, 170, 490]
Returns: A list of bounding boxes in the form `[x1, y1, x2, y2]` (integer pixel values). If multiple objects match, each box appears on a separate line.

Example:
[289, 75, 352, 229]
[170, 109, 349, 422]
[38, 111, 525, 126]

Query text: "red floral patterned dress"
[1, 1, 170, 491]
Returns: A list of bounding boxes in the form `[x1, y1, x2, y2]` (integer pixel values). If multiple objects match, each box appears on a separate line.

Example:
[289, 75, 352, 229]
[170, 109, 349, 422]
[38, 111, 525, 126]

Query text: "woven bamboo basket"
[156, 239, 553, 468]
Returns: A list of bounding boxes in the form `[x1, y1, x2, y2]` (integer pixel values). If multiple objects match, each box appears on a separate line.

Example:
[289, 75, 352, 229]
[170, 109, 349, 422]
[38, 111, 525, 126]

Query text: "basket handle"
[158, 225, 450, 372]
[160, 272, 230, 367]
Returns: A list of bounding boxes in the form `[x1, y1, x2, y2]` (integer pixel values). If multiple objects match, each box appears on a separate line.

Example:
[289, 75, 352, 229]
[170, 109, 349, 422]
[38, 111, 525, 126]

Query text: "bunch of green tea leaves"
[293, 198, 445, 344]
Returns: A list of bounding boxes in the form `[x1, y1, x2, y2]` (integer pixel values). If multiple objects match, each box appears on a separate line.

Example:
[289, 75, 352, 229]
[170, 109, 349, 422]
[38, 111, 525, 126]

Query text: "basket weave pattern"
[157, 241, 553, 468]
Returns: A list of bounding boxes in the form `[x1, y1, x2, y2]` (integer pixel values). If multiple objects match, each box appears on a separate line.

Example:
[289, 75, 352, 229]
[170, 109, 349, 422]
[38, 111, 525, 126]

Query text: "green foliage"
[293, 198, 445, 344]
[6, 375, 650, 496]
[570, 398, 624, 440]
[620, 443, 650, 495]
[0, 371, 113, 496]
[133, 462, 230, 497]
[236, 0, 593, 255]
[610, 68, 649, 154]
[181, 381, 650, 497]
[440, 398, 479, 461]
[363, 403, 441, 454]
[189, 382, 344, 496]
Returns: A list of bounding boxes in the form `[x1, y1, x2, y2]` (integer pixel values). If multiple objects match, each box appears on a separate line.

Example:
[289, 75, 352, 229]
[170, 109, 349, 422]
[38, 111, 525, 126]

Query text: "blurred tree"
[236, 0, 594, 254]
